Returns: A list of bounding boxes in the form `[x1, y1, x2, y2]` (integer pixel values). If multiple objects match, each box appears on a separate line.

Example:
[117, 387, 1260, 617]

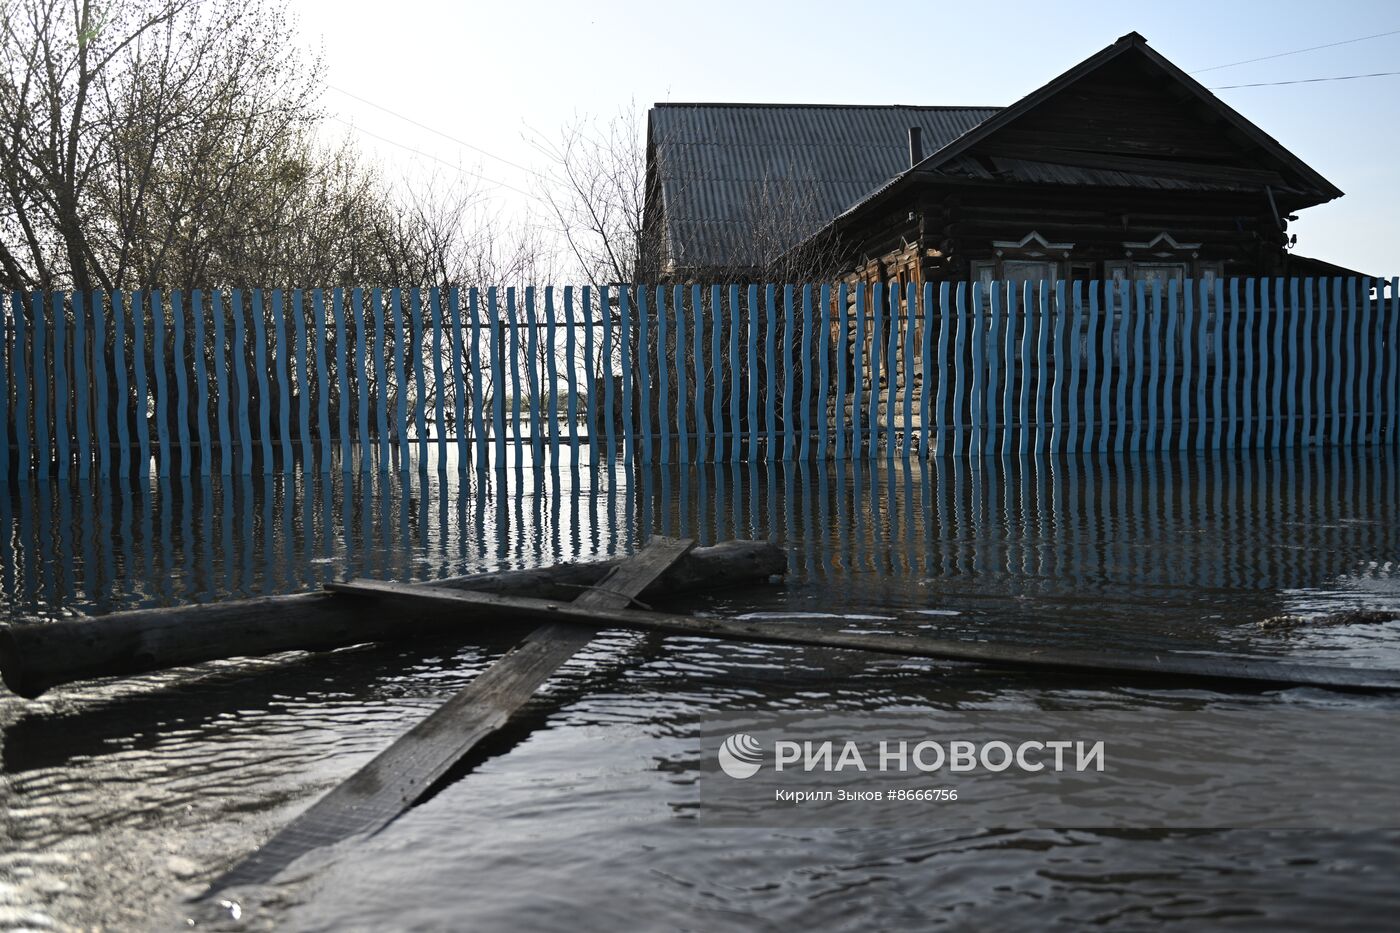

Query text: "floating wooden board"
[325, 579, 1400, 694]
[204, 537, 695, 897]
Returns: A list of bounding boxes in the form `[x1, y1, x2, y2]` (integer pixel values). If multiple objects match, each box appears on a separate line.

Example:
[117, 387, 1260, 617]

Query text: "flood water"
[1, 451, 1399, 931]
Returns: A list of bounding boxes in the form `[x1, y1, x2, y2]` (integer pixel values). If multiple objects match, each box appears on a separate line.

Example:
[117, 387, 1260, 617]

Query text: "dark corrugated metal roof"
[650, 104, 999, 270]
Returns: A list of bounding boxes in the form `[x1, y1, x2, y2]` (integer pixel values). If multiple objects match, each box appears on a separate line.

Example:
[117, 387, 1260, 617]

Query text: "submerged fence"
[0, 278, 1397, 476]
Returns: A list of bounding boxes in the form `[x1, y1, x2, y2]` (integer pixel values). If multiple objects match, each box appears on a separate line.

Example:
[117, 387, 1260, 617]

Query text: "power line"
[1191, 27, 1400, 74]
[1210, 70, 1400, 89]
[326, 116, 538, 199]
[327, 84, 543, 179]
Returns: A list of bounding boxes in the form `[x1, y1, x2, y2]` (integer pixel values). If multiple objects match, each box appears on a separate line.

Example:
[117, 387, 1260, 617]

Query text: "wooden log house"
[642, 32, 1356, 290]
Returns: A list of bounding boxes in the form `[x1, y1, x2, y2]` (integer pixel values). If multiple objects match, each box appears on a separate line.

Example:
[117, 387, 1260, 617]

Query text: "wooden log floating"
[327, 579, 1400, 694]
[0, 540, 786, 699]
[205, 537, 696, 897]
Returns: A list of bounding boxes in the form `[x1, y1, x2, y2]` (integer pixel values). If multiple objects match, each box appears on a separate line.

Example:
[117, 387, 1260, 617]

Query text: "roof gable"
[912, 32, 1342, 205]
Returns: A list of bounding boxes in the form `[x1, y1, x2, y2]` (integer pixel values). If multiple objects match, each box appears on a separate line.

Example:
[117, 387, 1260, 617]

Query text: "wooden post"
[205, 537, 697, 897]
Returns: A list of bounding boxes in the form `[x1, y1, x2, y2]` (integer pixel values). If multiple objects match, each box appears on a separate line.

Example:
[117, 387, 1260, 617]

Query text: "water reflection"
[0, 451, 1396, 625]
[2, 450, 1399, 931]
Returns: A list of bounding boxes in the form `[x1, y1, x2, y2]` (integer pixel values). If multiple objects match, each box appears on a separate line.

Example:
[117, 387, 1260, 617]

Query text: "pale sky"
[292, 0, 1400, 277]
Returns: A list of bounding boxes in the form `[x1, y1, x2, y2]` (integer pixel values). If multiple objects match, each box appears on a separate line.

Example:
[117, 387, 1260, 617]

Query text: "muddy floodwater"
[2, 450, 1399, 931]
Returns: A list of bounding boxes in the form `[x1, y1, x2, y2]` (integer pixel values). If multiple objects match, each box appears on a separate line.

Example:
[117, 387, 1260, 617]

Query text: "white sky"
[290, 0, 1400, 277]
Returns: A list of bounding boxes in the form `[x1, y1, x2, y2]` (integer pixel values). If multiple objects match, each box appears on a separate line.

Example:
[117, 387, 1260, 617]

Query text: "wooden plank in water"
[327, 579, 1400, 694]
[204, 537, 695, 896]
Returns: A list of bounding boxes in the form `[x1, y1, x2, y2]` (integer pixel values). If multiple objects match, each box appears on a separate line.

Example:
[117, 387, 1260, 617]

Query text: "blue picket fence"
[0, 278, 1397, 477]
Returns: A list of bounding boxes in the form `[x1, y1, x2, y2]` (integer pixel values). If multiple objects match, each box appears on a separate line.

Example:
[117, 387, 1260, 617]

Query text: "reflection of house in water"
[643, 31, 1359, 289]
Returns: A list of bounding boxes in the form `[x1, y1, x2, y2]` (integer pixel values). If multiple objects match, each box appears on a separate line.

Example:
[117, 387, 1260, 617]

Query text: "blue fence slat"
[1271, 277, 1282, 448]
[1240, 279, 1256, 449]
[1339, 278, 1354, 447]
[1181, 281, 1196, 451]
[1300, 279, 1315, 445]
[471, 288, 490, 466]
[358, 289, 375, 472]
[128, 291, 150, 474]
[1113, 281, 1129, 453]
[522, 287, 543, 466]
[619, 286, 634, 465]
[1161, 281, 1176, 451]
[952, 283, 968, 457]
[763, 285, 777, 459]
[1190, 281, 1207, 450]
[563, 287, 580, 465]
[723, 285, 738, 462]
[12, 293, 28, 477]
[934, 282, 950, 456]
[1036, 281, 1052, 453]
[869, 283, 885, 459]
[314, 289, 333, 469]
[489, 287, 508, 467]
[152, 290, 173, 475]
[968, 282, 984, 456]
[1096, 282, 1113, 453]
[1377, 280, 1393, 446]
[652, 282, 669, 462]
[338, 288, 356, 470]
[1085, 283, 1101, 453]
[293, 291, 313, 468]
[1146, 280, 1162, 451]
[1019, 282, 1035, 455]
[449, 288, 469, 469]
[747, 285, 760, 462]
[901, 283, 916, 458]
[702, 287, 718, 463]
[1209, 279, 1224, 450]
[1383, 275, 1394, 442]
[918, 283, 933, 457]
[544, 287, 560, 466]
[1282, 278, 1298, 448]
[212, 291, 233, 474]
[671, 285, 686, 464]
[91, 292, 109, 476]
[33, 292, 49, 472]
[270, 290, 290, 469]
[430, 287, 450, 469]
[635, 286, 652, 465]
[599, 286, 616, 464]
[249, 289, 271, 470]
[168, 292, 190, 471]
[191, 292, 211, 476]
[73, 290, 90, 476]
[1357, 278, 1373, 445]
[1259, 279, 1275, 448]
[884, 284, 899, 459]
[1068, 282, 1083, 454]
[999, 282, 1016, 458]
[1129, 282, 1147, 453]
[704, 287, 719, 462]
[836, 283, 851, 460]
[783, 285, 798, 460]
[1050, 281, 1068, 453]
[231, 288, 253, 473]
[851, 283, 866, 459]
[1326, 279, 1342, 446]
[691, 285, 707, 462]
[1227, 278, 1243, 449]
[372, 287, 394, 467]
[801, 285, 815, 460]
[53, 293, 69, 473]
[1047, 281, 1064, 452]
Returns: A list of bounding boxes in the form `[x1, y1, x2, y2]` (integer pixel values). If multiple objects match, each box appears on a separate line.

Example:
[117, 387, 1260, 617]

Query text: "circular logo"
[718, 733, 764, 779]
